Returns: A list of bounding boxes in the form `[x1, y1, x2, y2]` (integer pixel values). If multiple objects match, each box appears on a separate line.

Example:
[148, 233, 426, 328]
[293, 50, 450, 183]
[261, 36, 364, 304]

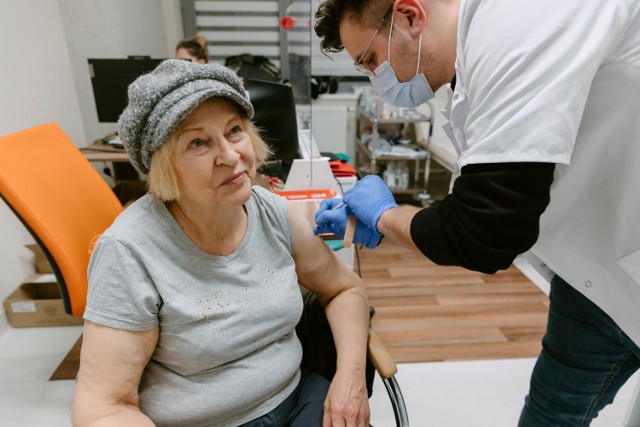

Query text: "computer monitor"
[88, 58, 165, 123]
[244, 79, 300, 178]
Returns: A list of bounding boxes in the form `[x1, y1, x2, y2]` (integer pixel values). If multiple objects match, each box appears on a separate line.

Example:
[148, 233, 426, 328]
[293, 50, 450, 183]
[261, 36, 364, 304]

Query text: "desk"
[80, 141, 129, 163]
[81, 141, 145, 204]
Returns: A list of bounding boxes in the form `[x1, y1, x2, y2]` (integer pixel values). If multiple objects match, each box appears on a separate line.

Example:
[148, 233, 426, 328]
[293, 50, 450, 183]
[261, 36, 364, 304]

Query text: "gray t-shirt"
[84, 186, 303, 426]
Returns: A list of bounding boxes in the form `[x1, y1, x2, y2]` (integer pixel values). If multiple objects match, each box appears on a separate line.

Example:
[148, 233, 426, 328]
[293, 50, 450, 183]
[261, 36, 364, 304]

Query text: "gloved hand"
[343, 175, 398, 232]
[314, 198, 348, 237]
[314, 199, 383, 248]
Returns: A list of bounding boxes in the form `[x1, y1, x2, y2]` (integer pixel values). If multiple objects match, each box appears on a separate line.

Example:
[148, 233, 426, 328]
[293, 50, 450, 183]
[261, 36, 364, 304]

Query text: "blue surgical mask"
[370, 12, 434, 108]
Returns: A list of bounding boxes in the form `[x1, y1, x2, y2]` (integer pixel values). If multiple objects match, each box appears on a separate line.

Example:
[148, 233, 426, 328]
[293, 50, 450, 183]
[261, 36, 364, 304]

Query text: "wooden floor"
[356, 239, 549, 364]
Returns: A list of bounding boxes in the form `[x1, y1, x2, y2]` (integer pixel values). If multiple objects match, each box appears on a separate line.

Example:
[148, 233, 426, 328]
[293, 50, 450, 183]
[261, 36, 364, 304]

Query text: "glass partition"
[280, 0, 313, 185]
[309, 0, 368, 192]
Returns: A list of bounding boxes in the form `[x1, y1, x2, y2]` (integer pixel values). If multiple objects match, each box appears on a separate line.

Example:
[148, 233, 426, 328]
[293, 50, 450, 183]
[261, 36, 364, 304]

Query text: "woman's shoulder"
[103, 194, 165, 240]
[248, 185, 292, 240]
[251, 185, 287, 210]
[251, 184, 279, 201]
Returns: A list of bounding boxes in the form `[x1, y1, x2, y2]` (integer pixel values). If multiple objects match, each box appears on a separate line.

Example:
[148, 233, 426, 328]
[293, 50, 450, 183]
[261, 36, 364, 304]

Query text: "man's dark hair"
[314, 0, 392, 54]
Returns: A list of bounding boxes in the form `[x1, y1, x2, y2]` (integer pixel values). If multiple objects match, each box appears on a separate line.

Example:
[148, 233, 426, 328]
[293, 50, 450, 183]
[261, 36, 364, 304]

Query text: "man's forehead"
[339, 17, 379, 57]
[338, 22, 364, 59]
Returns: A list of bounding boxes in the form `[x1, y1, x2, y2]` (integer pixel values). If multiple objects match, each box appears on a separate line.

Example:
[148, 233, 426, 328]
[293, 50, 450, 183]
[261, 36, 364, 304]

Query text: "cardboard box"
[3, 274, 83, 327]
[25, 244, 53, 274]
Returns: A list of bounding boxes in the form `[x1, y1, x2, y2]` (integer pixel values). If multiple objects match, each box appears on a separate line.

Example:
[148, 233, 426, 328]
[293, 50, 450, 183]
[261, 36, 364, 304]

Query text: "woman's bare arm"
[72, 320, 159, 426]
[287, 202, 370, 427]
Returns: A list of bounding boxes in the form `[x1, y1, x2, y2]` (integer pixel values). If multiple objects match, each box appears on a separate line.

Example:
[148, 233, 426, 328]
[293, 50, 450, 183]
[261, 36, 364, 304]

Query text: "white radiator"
[310, 105, 348, 156]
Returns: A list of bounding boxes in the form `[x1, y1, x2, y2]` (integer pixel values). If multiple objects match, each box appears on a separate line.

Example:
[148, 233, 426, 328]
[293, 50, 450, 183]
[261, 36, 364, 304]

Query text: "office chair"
[0, 123, 123, 317]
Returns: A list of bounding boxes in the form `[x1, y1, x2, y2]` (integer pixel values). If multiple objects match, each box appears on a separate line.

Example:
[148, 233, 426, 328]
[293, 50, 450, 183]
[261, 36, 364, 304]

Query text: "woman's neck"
[166, 200, 248, 256]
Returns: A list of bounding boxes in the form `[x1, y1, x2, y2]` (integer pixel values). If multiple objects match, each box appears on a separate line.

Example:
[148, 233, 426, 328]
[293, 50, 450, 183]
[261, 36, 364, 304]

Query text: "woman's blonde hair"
[147, 105, 271, 202]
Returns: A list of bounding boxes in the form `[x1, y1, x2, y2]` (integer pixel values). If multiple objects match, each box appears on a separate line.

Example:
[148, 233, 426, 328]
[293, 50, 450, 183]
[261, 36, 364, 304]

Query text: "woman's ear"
[395, 0, 427, 38]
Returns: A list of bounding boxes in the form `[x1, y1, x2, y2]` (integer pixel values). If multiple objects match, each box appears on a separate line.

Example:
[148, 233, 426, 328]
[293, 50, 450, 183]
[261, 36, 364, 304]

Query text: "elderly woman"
[72, 59, 370, 427]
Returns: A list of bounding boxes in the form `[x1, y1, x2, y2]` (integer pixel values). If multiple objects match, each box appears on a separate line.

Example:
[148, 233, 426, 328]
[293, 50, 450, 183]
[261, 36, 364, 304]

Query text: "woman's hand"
[323, 369, 370, 427]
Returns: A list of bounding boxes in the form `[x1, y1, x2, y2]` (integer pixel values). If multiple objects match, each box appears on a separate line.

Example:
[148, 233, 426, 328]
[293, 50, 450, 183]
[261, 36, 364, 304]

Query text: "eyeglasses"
[354, 4, 394, 77]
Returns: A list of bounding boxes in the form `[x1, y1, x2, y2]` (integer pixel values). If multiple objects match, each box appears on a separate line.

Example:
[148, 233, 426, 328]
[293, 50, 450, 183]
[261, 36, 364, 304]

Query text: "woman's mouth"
[222, 172, 245, 185]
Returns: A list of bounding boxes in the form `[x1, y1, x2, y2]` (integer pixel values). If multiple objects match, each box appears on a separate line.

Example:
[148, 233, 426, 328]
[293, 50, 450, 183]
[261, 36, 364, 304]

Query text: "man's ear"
[395, 0, 427, 38]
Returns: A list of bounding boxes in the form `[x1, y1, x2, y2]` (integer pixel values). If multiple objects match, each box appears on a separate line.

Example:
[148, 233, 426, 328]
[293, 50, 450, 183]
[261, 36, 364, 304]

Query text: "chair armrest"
[368, 329, 397, 379]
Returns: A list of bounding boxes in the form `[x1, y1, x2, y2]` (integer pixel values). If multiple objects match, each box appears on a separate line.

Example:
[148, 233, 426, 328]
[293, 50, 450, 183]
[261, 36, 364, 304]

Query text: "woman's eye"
[188, 138, 206, 149]
[228, 125, 245, 139]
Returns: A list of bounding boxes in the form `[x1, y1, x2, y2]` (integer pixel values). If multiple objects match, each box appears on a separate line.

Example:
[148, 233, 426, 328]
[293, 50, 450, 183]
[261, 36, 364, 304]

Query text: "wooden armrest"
[367, 329, 397, 379]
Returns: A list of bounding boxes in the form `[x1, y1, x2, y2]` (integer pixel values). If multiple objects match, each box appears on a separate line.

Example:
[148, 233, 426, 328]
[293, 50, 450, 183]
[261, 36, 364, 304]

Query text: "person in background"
[177, 34, 247, 85]
[72, 59, 370, 427]
[313, 0, 640, 426]
[176, 34, 209, 63]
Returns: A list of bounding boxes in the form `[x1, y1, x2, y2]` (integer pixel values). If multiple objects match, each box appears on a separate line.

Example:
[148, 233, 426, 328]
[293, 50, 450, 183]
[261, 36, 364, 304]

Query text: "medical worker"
[313, 0, 640, 425]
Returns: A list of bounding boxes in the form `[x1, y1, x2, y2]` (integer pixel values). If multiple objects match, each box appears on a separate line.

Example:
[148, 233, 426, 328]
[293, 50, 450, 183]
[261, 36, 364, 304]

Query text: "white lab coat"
[443, 0, 640, 343]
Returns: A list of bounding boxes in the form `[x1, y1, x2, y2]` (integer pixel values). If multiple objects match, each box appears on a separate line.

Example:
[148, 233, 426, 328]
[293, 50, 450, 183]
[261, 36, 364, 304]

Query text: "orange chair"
[0, 123, 123, 317]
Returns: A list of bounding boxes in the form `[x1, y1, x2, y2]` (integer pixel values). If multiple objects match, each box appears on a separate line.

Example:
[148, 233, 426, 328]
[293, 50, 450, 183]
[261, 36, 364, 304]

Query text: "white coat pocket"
[618, 250, 640, 286]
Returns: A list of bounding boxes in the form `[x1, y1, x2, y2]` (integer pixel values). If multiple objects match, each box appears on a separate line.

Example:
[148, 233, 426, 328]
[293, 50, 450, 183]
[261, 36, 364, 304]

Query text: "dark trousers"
[239, 369, 330, 427]
[518, 275, 640, 426]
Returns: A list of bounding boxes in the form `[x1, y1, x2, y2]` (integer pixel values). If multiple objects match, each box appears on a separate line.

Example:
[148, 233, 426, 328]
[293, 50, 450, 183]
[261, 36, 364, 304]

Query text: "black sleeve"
[410, 162, 555, 274]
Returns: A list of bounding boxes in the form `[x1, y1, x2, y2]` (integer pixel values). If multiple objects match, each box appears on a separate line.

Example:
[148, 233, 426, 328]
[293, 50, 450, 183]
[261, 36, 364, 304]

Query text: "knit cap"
[118, 59, 253, 174]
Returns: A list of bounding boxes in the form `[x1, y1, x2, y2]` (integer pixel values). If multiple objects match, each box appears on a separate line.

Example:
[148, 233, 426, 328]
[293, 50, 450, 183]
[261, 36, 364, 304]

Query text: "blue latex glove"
[314, 199, 383, 248]
[314, 198, 347, 237]
[343, 175, 398, 232]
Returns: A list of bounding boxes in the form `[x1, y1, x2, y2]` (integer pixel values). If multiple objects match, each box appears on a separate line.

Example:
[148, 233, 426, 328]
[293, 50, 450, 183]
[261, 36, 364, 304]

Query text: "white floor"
[369, 359, 640, 426]
[1, 256, 639, 426]
[0, 318, 82, 426]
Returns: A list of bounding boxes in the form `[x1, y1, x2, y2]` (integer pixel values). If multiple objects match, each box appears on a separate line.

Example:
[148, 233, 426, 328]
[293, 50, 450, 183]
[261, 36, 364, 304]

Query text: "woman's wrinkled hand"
[322, 369, 370, 427]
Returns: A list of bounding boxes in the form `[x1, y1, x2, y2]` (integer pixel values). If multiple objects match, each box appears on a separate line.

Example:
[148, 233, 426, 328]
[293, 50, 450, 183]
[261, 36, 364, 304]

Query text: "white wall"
[0, 0, 85, 313]
[0, 0, 182, 316]
[59, 0, 182, 145]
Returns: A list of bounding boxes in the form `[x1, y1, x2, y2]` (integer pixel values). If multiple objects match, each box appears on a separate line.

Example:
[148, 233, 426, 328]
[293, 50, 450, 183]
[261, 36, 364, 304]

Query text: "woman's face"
[172, 99, 256, 207]
[176, 47, 206, 64]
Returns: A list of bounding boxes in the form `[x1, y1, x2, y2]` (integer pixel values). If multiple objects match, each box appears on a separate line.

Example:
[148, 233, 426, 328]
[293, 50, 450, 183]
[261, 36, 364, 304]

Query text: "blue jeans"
[239, 368, 330, 427]
[519, 275, 640, 426]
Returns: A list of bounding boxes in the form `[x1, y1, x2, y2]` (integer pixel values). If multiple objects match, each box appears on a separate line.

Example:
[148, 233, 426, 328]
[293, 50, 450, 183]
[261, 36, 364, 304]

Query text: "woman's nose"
[214, 140, 241, 166]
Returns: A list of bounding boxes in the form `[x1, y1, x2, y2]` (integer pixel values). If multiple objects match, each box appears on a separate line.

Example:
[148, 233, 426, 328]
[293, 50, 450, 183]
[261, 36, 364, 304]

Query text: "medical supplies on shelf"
[355, 89, 434, 205]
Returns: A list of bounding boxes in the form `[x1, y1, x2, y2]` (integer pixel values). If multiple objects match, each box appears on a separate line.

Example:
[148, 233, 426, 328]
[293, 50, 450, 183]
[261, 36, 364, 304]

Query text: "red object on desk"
[274, 188, 337, 201]
[329, 161, 357, 177]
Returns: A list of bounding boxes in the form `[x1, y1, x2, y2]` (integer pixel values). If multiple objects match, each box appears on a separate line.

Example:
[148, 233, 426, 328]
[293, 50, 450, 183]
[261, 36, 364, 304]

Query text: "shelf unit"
[355, 91, 435, 205]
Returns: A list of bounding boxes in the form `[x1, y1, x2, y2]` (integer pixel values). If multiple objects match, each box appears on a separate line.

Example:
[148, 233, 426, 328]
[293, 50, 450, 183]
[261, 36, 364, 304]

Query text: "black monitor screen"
[244, 79, 300, 177]
[88, 58, 164, 123]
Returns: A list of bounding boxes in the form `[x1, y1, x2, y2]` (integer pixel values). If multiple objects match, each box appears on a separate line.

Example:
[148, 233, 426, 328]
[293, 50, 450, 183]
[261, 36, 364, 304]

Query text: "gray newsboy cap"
[118, 59, 254, 175]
